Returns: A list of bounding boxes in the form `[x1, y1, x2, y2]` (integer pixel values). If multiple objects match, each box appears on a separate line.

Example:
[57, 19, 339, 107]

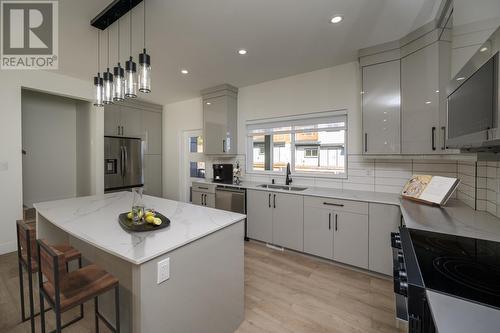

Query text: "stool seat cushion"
[42, 264, 118, 312]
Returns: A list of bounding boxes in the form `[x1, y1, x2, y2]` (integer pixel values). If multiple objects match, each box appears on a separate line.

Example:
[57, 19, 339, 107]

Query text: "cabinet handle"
[203, 194, 206, 206]
[222, 139, 226, 153]
[328, 213, 331, 230]
[441, 126, 446, 150]
[198, 187, 209, 190]
[335, 214, 338, 231]
[268, 193, 271, 208]
[273, 194, 276, 209]
[364, 133, 368, 153]
[431, 127, 436, 151]
[117, 126, 120, 135]
[323, 202, 344, 207]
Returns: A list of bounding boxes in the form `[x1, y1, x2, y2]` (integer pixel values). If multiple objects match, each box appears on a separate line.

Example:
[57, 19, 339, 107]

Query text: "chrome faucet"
[285, 162, 292, 185]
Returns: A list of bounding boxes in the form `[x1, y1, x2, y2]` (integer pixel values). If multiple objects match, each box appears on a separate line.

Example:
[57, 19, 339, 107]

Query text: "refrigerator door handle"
[120, 146, 124, 177]
[123, 145, 128, 175]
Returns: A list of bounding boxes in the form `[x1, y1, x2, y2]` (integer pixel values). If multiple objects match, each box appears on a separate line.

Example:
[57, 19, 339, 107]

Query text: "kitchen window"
[246, 111, 347, 177]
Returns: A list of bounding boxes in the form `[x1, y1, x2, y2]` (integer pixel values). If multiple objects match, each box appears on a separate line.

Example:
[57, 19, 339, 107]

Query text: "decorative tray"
[118, 212, 171, 232]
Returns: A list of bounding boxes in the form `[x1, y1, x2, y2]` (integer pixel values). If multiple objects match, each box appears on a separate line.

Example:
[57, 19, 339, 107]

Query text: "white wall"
[0, 70, 104, 254]
[22, 90, 77, 206]
[162, 61, 362, 200]
[163, 98, 204, 200]
[237, 62, 362, 154]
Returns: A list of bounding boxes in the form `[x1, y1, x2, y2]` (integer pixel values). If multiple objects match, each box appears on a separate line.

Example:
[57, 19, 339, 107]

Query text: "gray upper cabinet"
[362, 60, 401, 154]
[142, 110, 162, 155]
[359, 20, 456, 155]
[104, 104, 121, 136]
[202, 84, 238, 155]
[401, 40, 453, 154]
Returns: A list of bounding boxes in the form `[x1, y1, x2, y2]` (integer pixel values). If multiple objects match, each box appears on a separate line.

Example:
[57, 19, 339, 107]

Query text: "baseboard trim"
[0, 240, 17, 255]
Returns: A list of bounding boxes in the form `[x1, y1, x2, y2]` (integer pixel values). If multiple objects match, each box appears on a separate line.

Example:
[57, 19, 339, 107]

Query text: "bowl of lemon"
[118, 209, 171, 232]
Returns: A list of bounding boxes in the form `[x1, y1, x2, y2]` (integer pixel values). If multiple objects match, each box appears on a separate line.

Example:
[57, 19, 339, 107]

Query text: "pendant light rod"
[90, 0, 143, 30]
[129, 0, 133, 56]
[143, 0, 146, 49]
[97, 30, 100, 71]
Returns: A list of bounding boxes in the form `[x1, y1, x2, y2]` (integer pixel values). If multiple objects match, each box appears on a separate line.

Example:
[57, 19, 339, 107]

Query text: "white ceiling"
[59, 0, 441, 104]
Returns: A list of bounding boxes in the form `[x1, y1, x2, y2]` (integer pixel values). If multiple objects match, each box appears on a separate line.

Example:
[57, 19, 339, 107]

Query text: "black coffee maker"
[213, 164, 233, 184]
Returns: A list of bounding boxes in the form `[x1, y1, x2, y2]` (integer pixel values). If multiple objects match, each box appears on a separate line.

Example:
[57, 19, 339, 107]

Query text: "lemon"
[145, 215, 155, 224]
[127, 212, 133, 220]
[153, 217, 162, 226]
[145, 211, 155, 218]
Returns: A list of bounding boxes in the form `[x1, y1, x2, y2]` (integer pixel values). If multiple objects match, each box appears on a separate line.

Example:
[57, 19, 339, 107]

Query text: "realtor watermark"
[1, 0, 58, 69]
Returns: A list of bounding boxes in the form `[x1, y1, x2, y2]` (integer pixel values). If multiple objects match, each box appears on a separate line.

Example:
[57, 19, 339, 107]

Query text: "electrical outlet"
[157, 258, 170, 284]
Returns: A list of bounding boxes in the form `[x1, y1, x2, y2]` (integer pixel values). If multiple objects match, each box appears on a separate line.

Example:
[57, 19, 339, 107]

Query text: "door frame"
[179, 129, 205, 202]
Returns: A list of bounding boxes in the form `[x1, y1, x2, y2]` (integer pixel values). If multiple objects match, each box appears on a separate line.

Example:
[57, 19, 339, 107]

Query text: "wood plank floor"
[0, 241, 404, 333]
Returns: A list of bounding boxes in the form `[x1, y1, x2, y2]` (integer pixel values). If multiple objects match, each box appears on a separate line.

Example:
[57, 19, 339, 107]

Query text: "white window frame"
[246, 110, 348, 179]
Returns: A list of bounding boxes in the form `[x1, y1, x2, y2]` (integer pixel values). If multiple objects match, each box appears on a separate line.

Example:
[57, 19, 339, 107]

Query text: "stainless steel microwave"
[446, 26, 500, 151]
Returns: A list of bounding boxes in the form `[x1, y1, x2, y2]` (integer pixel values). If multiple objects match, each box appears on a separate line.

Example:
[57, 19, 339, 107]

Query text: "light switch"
[157, 258, 170, 284]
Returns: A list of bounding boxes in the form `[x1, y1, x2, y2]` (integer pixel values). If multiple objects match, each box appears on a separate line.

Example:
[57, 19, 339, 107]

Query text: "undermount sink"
[257, 184, 308, 191]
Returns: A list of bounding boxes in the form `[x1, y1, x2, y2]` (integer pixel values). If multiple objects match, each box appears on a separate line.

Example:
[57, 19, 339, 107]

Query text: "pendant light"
[103, 24, 114, 104]
[113, 19, 125, 101]
[93, 30, 103, 107]
[125, 0, 137, 98]
[138, 0, 151, 93]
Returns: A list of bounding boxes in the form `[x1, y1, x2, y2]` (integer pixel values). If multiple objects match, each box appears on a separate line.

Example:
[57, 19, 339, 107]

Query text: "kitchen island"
[33, 192, 246, 333]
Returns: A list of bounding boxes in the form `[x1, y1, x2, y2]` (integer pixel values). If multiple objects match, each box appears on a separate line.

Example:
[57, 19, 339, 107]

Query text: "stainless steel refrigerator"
[104, 136, 143, 192]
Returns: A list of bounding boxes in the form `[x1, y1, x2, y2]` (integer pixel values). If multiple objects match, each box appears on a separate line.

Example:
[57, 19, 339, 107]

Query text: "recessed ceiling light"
[330, 16, 343, 24]
[480, 47, 488, 52]
[425, 101, 432, 104]
[435, 90, 439, 93]
[206, 102, 211, 105]
[181, 69, 189, 74]
[456, 77, 465, 81]
[238, 49, 247, 55]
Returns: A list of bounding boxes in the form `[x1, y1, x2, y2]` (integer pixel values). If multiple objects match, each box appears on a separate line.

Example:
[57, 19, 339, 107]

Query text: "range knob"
[397, 252, 404, 264]
[399, 281, 408, 297]
[399, 270, 407, 280]
[391, 232, 402, 249]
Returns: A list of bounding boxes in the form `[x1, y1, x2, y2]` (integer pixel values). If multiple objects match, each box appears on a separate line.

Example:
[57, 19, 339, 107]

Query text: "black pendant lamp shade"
[125, 56, 137, 98]
[103, 69, 114, 104]
[113, 19, 125, 102]
[138, 49, 151, 93]
[93, 74, 104, 107]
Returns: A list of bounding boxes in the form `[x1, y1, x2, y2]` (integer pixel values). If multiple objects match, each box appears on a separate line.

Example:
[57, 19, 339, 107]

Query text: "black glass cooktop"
[409, 229, 500, 309]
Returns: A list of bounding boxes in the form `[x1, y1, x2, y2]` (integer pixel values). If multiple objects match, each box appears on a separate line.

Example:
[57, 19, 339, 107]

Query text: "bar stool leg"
[27, 266, 35, 333]
[39, 292, 46, 333]
[55, 304, 62, 333]
[115, 286, 120, 333]
[18, 262, 27, 322]
[94, 296, 99, 333]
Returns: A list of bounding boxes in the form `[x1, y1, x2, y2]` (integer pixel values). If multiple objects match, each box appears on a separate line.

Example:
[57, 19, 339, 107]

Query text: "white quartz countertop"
[400, 198, 500, 243]
[427, 290, 500, 333]
[196, 179, 401, 206]
[33, 192, 246, 265]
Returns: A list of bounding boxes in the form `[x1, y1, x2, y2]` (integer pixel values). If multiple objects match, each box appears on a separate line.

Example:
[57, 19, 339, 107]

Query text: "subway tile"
[487, 189, 497, 203]
[458, 183, 475, 198]
[343, 182, 374, 192]
[487, 161, 498, 167]
[413, 162, 457, 173]
[344, 175, 375, 185]
[348, 168, 374, 177]
[458, 174, 475, 187]
[477, 189, 487, 200]
[375, 169, 412, 178]
[487, 167, 497, 178]
[487, 201, 497, 216]
[375, 185, 403, 194]
[477, 199, 487, 211]
[477, 177, 487, 189]
[316, 178, 343, 189]
[457, 192, 475, 209]
[477, 166, 487, 177]
[457, 163, 475, 177]
[375, 177, 408, 187]
[487, 178, 498, 191]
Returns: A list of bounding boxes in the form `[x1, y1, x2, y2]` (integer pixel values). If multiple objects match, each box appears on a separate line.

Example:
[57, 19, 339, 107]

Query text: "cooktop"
[408, 228, 500, 309]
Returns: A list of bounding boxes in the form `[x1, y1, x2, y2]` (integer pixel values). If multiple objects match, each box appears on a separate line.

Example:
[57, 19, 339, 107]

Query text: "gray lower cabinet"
[247, 190, 273, 243]
[333, 211, 369, 269]
[192, 190, 203, 206]
[368, 203, 401, 275]
[272, 192, 304, 252]
[303, 206, 333, 259]
[247, 190, 304, 251]
[192, 190, 215, 208]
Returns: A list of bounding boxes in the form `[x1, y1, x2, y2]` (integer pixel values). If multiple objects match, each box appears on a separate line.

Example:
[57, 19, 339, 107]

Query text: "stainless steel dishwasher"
[215, 186, 248, 240]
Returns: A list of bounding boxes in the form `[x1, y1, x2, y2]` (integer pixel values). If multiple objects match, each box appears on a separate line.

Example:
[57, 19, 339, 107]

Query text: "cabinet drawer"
[304, 196, 368, 215]
[192, 182, 216, 193]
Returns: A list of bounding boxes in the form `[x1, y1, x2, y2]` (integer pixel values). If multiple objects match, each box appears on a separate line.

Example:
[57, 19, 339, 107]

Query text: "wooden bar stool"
[16, 220, 82, 333]
[37, 239, 120, 333]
